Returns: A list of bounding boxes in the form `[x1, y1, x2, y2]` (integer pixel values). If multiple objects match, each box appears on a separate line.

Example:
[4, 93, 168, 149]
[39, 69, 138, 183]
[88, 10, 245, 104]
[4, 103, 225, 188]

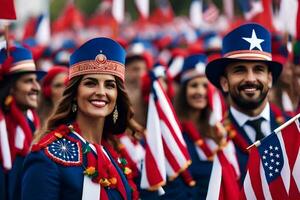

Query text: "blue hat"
[205, 23, 282, 89]
[69, 37, 126, 81]
[181, 54, 207, 83]
[0, 46, 46, 80]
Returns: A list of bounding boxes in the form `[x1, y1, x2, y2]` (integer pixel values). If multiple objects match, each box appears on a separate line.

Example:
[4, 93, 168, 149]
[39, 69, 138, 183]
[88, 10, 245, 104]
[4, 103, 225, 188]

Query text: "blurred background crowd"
[0, 0, 300, 199]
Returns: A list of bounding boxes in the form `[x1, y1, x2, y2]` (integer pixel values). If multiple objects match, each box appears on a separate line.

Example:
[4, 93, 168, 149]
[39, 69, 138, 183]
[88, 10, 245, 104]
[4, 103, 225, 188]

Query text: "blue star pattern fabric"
[45, 137, 82, 166]
[258, 133, 284, 183]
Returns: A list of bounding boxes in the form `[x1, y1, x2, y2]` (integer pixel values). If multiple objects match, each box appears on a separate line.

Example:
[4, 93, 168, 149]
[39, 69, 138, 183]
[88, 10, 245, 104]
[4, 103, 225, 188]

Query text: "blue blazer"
[22, 130, 132, 200]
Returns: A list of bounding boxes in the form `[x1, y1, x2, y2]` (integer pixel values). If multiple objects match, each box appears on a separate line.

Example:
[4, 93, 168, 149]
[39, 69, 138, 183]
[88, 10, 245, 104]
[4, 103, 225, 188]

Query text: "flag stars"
[275, 169, 279, 173]
[242, 29, 264, 51]
[276, 162, 280, 166]
[269, 145, 273, 150]
[271, 159, 274, 163]
[274, 146, 279, 151]
[269, 173, 273, 177]
[262, 155, 266, 160]
[269, 152, 274, 157]
[264, 150, 268, 154]
[264, 162, 268, 166]
[276, 154, 280, 158]
[269, 166, 273, 170]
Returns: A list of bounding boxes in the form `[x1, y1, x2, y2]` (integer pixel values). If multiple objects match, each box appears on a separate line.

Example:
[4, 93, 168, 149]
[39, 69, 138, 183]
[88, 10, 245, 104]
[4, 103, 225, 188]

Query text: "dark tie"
[246, 118, 265, 141]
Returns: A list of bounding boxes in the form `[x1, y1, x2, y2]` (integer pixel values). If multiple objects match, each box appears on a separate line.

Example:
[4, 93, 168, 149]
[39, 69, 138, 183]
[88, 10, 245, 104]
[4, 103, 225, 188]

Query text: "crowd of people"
[0, 13, 300, 200]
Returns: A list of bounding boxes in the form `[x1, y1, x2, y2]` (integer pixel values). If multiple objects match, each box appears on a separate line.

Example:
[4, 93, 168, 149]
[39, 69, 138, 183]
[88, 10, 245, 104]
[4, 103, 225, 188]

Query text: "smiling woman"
[22, 37, 143, 200]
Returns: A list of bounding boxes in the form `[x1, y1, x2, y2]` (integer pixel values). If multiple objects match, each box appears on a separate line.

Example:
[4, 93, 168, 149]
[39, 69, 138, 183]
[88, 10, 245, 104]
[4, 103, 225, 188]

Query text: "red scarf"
[102, 139, 140, 200]
[71, 123, 128, 200]
[4, 98, 39, 162]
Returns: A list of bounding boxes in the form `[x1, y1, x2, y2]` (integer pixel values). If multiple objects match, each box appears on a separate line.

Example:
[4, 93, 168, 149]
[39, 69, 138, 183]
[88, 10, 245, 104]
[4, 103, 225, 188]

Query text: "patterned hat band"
[69, 59, 125, 81]
[9, 60, 36, 73]
[224, 50, 272, 61]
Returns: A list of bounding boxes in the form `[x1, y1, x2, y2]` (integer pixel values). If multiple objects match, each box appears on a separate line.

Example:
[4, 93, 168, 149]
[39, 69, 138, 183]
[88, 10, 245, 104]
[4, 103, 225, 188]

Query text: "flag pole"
[247, 112, 300, 150]
[4, 24, 10, 56]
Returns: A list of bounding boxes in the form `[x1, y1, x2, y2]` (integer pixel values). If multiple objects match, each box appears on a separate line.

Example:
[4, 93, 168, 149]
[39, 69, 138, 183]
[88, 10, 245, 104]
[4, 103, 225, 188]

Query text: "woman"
[0, 46, 44, 200]
[174, 54, 239, 199]
[38, 65, 68, 123]
[22, 37, 142, 200]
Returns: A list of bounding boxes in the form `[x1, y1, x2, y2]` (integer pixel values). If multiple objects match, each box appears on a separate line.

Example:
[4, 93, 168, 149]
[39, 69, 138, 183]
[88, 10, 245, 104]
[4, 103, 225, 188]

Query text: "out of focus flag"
[241, 114, 300, 200]
[0, 0, 16, 20]
[141, 74, 191, 190]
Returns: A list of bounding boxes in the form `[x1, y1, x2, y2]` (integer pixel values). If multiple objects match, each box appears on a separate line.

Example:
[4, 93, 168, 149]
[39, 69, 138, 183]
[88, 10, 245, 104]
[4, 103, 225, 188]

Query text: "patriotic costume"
[22, 37, 137, 199]
[22, 124, 133, 200]
[0, 46, 44, 200]
[171, 54, 239, 199]
[205, 23, 285, 182]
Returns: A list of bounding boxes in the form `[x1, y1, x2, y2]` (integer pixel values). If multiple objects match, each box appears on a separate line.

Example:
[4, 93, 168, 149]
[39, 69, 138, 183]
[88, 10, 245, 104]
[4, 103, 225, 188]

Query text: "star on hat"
[242, 29, 264, 51]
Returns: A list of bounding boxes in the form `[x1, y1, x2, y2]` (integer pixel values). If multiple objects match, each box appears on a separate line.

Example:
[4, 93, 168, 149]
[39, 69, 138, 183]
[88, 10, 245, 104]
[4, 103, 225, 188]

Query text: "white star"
[264, 150, 268, 154]
[269, 173, 273, 177]
[242, 29, 264, 51]
[275, 147, 279, 150]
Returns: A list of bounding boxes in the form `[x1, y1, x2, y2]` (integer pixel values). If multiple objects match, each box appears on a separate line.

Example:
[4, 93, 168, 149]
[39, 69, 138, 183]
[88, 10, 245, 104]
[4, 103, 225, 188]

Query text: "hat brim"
[7, 70, 47, 81]
[205, 58, 283, 89]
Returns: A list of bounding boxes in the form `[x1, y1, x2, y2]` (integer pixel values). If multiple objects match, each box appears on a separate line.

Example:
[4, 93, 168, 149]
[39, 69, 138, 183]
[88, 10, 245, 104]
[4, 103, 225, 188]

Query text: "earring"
[4, 95, 13, 106]
[72, 103, 77, 113]
[113, 105, 118, 124]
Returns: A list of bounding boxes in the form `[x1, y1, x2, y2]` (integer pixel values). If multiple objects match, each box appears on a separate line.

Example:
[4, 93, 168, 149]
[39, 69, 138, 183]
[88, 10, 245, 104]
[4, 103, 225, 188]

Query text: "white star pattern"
[242, 29, 264, 51]
[261, 144, 283, 180]
[48, 138, 80, 163]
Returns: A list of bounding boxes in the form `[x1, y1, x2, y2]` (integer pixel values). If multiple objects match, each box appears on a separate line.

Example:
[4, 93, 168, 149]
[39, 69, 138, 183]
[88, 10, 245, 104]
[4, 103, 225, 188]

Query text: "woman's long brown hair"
[34, 75, 144, 143]
[174, 81, 217, 141]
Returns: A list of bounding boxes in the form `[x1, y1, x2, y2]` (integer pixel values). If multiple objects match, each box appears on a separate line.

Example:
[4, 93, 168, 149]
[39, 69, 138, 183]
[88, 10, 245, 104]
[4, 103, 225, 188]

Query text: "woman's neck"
[188, 109, 201, 124]
[76, 113, 105, 144]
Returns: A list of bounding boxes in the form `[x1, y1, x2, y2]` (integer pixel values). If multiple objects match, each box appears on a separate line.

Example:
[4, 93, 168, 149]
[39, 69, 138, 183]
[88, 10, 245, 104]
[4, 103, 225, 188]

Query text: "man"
[125, 42, 153, 127]
[205, 23, 286, 182]
[0, 46, 45, 200]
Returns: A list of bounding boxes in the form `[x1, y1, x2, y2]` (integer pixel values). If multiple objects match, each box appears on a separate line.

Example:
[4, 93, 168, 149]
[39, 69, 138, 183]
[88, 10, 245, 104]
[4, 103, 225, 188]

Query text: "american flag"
[140, 74, 190, 190]
[241, 117, 300, 200]
[202, 2, 220, 23]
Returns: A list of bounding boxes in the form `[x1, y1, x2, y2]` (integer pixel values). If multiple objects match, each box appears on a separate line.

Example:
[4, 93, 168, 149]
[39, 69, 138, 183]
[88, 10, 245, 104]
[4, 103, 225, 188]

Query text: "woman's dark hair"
[174, 80, 214, 139]
[35, 75, 143, 142]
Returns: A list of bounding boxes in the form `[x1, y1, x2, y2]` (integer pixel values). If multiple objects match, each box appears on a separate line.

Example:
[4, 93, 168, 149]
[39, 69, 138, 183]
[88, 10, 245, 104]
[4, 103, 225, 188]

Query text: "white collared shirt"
[230, 103, 272, 142]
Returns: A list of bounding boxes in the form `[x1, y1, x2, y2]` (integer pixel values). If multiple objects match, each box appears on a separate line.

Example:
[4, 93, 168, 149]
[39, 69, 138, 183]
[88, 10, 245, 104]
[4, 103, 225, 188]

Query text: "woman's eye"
[84, 81, 96, 87]
[106, 83, 116, 89]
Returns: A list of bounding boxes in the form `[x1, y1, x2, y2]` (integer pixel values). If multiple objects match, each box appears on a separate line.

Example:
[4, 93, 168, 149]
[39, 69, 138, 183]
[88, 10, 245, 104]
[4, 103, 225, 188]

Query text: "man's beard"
[229, 82, 269, 110]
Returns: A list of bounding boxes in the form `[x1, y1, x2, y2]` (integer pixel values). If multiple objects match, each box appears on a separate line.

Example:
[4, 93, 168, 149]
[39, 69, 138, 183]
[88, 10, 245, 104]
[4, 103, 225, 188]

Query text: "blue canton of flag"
[258, 133, 284, 183]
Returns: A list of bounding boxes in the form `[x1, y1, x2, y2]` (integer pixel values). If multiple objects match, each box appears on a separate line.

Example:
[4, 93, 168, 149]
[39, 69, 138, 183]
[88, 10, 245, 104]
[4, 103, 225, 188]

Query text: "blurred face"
[220, 61, 272, 110]
[186, 76, 208, 110]
[51, 72, 68, 103]
[11, 73, 41, 111]
[76, 74, 118, 119]
[126, 59, 147, 85]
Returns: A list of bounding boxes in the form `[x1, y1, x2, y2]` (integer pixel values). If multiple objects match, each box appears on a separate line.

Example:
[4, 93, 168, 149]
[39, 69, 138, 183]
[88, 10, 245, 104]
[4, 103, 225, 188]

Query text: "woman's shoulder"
[31, 124, 83, 167]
